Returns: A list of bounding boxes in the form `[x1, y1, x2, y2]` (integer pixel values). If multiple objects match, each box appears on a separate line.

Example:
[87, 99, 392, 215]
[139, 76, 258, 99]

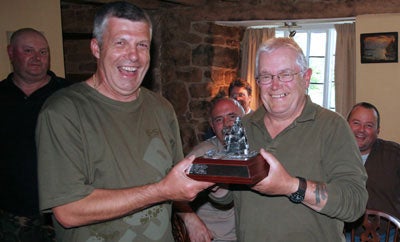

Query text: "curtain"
[334, 23, 356, 117]
[240, 28, 275, 110]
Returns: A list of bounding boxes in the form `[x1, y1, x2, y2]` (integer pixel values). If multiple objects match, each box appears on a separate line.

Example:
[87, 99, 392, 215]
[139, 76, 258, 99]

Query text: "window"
[276, 26, 336, 111]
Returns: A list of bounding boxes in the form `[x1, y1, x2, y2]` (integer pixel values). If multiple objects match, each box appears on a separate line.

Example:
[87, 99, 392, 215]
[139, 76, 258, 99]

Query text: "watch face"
[289, 177, 306, 203]
[289, 192, 304, 203]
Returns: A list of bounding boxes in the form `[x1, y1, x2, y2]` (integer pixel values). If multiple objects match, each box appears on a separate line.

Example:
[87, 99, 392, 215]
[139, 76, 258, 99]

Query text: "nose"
[354, 124, 365, 133]
[128, 46, 139, 61]
[223, 117, 234, 128]
[270, 75, 281, 88]
[33, 51, 42, 60]
[360, 125, 368, 132]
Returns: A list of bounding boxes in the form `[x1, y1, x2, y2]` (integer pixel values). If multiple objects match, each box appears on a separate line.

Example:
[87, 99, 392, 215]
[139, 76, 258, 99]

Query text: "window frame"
[275, 24, 337, 110]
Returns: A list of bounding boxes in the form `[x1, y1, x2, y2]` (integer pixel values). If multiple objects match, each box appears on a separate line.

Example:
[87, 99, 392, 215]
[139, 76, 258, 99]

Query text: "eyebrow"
[259, 69, 295, 75]
[212, 112, 238, 119]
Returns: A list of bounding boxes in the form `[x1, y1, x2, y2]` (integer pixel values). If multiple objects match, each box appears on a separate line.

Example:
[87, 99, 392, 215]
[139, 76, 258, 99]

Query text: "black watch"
[288, 176, 307, 203]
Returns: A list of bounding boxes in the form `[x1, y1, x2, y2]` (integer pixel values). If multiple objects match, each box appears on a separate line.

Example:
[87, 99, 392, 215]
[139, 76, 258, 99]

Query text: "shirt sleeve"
[319, 115, 368, 222]
[36, 94, 94, 211]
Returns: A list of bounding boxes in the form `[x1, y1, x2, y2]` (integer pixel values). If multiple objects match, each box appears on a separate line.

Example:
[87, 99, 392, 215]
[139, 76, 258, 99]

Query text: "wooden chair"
[171, 209, 190, 242]
[347, 209, 400, 242]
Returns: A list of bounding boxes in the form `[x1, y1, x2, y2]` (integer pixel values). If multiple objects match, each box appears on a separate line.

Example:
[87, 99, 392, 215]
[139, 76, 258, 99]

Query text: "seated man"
[180, 97, 245, 242]
[346, 102, 400, 241]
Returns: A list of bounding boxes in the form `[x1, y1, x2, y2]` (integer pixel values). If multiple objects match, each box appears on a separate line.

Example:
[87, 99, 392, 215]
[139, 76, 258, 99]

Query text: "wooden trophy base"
[187, 153, 269, 184]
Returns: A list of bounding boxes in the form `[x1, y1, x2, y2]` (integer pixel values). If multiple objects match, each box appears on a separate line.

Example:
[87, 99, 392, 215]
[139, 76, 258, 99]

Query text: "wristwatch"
[288, 176, 307, 203]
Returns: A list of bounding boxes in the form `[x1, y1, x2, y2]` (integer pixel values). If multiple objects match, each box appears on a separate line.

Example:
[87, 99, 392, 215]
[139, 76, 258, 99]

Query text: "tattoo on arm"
[313, 183, 327, 204]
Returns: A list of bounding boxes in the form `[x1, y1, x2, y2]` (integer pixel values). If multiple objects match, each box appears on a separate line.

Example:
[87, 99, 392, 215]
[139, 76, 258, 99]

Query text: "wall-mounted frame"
[360, 32, 398, 63]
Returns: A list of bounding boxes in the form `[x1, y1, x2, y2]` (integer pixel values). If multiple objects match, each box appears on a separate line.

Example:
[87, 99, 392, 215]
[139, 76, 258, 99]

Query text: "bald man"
[0, 28, 71, 241]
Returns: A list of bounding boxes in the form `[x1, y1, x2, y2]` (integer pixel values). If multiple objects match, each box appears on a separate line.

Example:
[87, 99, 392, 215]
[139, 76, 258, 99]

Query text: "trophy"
[187, 117, 269, 184]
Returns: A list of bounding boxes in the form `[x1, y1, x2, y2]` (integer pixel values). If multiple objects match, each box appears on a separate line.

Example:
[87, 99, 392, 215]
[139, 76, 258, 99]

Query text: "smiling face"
[257, 47, 311, 120]
[8, 31, 50, 83]
[210, 99, 245, 143]
[230, 86, 251, 113]
[348, 106, 379, 155]
[91, 17, 151, 102]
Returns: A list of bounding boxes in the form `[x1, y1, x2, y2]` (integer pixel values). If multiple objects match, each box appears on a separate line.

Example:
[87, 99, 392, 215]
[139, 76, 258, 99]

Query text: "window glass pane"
[310, 32, 326, 56]
[309, 57, 325, 84]
[293, 32, 308, 55]
[308, 83, 324, 106]
[275, 31, 284, 37]
[273, 26, 336, 111]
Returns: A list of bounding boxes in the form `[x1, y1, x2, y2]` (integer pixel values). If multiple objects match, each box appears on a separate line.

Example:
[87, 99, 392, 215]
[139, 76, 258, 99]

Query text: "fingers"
[259, 148, 276, 167]
[175, 154, 195, 173]
[166, 157, 214, 201]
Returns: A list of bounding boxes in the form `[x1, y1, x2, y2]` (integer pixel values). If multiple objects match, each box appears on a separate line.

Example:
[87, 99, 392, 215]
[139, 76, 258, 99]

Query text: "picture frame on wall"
[360, 32, 398, 63]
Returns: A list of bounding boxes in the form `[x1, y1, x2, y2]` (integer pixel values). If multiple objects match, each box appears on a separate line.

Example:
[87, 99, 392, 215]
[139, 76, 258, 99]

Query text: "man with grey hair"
[213, 37, 368, 241]
[36, 2, 212, 241]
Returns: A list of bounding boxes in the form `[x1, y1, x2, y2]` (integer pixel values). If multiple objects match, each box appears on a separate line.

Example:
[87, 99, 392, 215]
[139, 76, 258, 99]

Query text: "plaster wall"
[356, 14, 400, 143]
[0, 0, 65, 78]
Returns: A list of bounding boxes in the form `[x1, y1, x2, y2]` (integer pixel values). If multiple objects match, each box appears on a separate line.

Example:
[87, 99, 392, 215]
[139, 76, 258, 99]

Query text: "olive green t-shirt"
[36, 83, 183, 242]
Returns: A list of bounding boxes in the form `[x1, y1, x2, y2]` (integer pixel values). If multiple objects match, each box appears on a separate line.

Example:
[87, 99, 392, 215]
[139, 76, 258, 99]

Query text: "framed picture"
[360, 32, 398, 63]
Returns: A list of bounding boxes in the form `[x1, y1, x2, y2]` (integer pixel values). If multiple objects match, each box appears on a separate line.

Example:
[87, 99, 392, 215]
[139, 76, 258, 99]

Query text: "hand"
[251, 148, 298, 196]
[158, 155, 214, 201]
[181, 212, 213, 242]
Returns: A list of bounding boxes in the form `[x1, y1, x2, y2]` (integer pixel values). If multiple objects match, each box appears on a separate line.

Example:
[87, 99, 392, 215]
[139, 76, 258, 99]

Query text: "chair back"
[171, 210, 190, 242]
[348, 209, 400, 242]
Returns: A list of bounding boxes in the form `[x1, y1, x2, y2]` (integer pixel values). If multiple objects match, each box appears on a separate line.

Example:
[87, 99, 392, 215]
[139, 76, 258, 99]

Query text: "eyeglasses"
[256, 71, 303, 85]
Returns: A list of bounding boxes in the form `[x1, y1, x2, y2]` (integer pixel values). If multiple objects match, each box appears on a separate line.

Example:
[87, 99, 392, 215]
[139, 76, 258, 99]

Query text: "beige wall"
[356, 14, 400, 143]
[0, 0, 64, 79]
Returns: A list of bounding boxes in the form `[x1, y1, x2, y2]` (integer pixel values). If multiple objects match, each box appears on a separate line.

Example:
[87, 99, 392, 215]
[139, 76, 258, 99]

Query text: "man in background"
[0, 28, 71, 241]
[204, 79, 253, 140]
[346, 102, 400, 241]
[228, 78, 253, 114]
[180, 97, 244, 241]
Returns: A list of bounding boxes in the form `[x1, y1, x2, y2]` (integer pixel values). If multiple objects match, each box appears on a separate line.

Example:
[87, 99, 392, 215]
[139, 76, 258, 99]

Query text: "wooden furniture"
[171, 211, 190, 242]
[347, 209, 400, 242]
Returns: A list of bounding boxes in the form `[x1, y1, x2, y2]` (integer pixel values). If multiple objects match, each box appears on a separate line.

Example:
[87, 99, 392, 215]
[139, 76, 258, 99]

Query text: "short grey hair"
[255, 37, 308, 78]
[93, 1, 152, 47]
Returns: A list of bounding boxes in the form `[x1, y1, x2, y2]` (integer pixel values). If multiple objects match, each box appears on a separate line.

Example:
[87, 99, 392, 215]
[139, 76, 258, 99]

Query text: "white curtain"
[240, 28, 275, 110]
[334, 23, 356, 117]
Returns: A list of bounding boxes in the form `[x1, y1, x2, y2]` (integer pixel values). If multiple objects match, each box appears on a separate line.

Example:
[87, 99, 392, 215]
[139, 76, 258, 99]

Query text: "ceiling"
[60, 0, 354, 28]
[61, 0, 213, 10]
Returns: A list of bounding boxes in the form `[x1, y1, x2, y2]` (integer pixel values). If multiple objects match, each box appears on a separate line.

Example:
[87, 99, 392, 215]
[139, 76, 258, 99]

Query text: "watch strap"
[288, 176, 307, 203]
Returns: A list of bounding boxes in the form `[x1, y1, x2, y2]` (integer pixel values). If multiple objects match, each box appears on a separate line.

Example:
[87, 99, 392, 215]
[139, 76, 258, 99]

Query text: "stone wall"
[61, 0, 400, 154]
[158, 12, 244, 152]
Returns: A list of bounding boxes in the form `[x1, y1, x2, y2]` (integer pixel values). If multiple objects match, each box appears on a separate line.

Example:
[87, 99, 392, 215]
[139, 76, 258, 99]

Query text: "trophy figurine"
[187, 117, 269, 184]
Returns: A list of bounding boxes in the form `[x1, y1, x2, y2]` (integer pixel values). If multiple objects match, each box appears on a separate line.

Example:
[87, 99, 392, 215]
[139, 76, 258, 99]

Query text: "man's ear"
[7, 45, 13, 61]
[303, 68, 312, 89]
[90, 38, 100, 59]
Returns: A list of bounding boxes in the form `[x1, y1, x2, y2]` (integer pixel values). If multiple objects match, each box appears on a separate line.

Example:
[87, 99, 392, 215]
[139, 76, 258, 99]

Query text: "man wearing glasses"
[225, 37, 368, 241]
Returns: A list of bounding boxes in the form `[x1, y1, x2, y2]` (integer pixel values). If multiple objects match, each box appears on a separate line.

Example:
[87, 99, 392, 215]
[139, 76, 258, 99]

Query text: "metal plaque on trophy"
[187, 117, 269, 184]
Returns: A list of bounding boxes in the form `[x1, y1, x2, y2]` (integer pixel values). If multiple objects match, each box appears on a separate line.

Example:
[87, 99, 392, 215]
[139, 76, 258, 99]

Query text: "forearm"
[302, 180, 328, 211]
[53, 183, 166, 228]
[52, 155, 213, 228]
[174, 201, 213, 241]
